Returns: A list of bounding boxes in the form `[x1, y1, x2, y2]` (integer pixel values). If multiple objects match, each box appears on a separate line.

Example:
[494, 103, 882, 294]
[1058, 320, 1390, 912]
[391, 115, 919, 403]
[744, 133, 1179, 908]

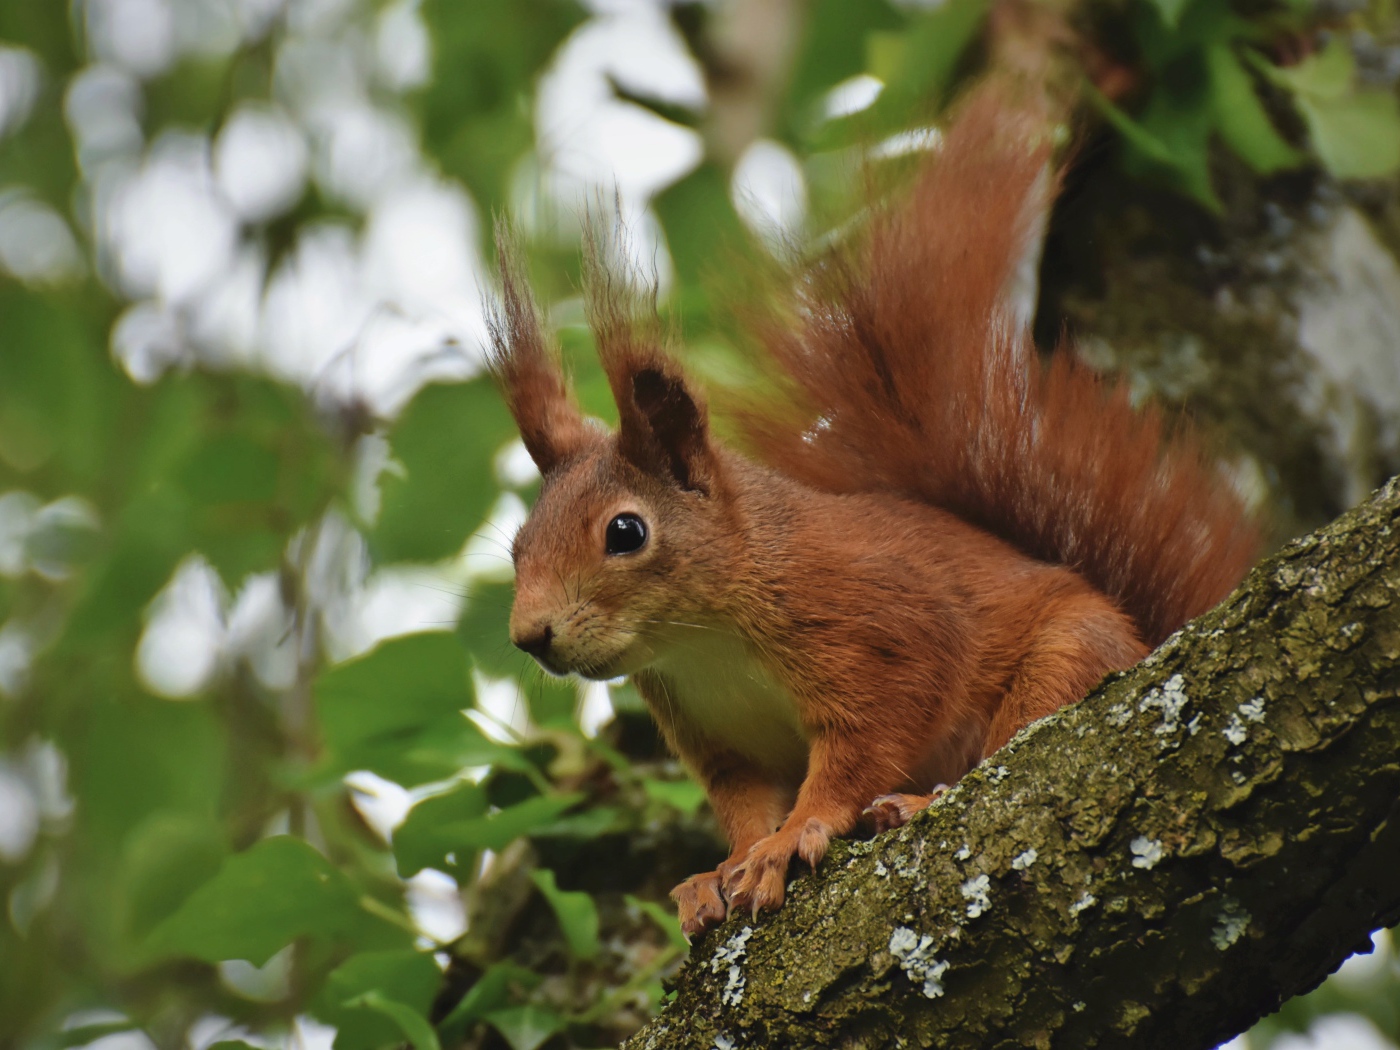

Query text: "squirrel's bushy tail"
[741, 86, 1259, 647]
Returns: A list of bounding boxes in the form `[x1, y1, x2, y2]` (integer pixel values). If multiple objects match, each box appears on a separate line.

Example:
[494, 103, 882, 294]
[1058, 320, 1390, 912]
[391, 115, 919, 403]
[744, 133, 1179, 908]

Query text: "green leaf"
[0, 4, 80, 71]
[144, 57, 236, 130]
[1207, 45, 1303, 174]
[318, 632, 472, 750]
[781, 0, 903, 139]
[485, 1005, 566, 1050]
[458, 580, 524, 679]
[76, 697, 224, 855]
[0, 284, 119, 489]
[320, 708, 504, 792]
[145, 836, 366, 965]
[1090, 71, 1222, 212]
[174, 376, 339, 584]
[372, 379, 516, 563]
[48, 374, 337, 603]
[315, 632, 496, 786]
[316, 951, 443, 1050]
[430, 792, 585, 854]
[528, 804, 625, 839]
[626, 894, 689, 952]
[863, 0, 988, 134]
[1147, 0, 1193, 30]
[419, 0, 587, 219]
[530, 868, 600, 960]
[381, 715, 507, 789]
[1253, 38, 1400, 179]
[1131, 0, 1248, 71]
[1085, 83, 1176, 167]
[642, 777, 706, 816]
[437, 962, 541, 1043]
[519, 673, 580, 729]
[346, 992, 441, 1050]
[57, 499, 182, 650]
[1296, 91, 1400, 180]
[176, 434, 279, 504]
[652, 164, 751, 290]
[1260, 37, 1355, 100]
[115, 812, 228, 949]
[393, 781, 489, 878]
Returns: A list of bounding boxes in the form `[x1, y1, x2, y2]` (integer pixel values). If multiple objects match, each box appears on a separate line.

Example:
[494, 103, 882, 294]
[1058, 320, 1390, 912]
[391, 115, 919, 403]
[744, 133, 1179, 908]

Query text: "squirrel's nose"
[514, 624, 554, 659]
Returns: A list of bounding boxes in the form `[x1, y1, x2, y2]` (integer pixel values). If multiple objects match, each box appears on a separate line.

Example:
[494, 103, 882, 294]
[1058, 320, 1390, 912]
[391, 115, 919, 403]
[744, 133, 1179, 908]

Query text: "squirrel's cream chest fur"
[646, 630, 809, 784]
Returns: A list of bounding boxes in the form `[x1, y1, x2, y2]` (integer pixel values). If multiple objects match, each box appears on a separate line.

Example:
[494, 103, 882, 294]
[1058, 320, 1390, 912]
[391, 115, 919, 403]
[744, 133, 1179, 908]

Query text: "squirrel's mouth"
[529, 649, 621, 681]
[528, 632, 648, 681]
[528, 652, 569, 678]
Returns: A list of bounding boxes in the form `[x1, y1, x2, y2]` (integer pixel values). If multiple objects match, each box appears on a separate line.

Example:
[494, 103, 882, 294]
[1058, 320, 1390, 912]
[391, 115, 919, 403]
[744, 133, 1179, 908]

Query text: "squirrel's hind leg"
[983, 597, 1148, 756]
[862, 596, 1149, 839]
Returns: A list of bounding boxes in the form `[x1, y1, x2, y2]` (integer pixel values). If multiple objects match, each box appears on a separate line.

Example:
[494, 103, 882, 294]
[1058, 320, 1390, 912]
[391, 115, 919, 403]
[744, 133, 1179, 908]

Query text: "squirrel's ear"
[487, 227, 592, 473]
[627, 365, 716, 495]
[582, 222, 717, 494]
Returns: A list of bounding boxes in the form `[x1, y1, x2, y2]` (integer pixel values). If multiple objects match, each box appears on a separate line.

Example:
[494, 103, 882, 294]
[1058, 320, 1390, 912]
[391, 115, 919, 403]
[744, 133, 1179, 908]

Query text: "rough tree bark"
[622, 477, 1400, 1050]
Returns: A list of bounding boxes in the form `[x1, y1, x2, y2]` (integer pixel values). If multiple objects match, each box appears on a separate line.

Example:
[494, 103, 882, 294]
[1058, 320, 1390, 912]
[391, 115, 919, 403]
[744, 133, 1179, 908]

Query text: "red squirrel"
[487, 87, 1260, 936]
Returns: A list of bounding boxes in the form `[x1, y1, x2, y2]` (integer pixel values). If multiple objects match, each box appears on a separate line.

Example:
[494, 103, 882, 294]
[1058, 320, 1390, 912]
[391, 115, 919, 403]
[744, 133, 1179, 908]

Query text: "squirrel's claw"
[670, 870, 728, 938]
[727, 854, 787, 917]
[796, 816, 832, 869]
[723, 818, 832, 918]
[863, 787, 948, 833]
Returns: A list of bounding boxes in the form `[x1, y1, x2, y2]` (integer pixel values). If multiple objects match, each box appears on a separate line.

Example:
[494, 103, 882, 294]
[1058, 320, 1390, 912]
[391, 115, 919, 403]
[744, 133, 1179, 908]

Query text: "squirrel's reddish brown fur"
[488, 86, 1260, 936]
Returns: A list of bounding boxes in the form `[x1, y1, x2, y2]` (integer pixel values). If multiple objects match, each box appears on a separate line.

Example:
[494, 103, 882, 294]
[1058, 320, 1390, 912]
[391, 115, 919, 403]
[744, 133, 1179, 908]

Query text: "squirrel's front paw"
[724, 818, 831, 918]
[670, 870, 727, 938]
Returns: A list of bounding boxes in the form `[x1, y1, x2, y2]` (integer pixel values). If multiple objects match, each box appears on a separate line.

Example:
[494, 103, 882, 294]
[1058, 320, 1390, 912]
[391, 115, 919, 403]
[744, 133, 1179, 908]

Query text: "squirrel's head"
[488, 236, 735, 681]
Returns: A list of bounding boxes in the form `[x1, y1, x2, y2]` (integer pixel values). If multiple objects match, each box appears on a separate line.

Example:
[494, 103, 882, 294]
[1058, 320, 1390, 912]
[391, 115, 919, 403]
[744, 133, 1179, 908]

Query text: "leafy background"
[0, 1, 1397, 1049]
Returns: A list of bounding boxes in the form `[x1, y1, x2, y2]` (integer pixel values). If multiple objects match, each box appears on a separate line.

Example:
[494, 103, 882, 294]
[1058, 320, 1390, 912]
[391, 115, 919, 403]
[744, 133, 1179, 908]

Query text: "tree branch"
[623, 478, 1400, 1050]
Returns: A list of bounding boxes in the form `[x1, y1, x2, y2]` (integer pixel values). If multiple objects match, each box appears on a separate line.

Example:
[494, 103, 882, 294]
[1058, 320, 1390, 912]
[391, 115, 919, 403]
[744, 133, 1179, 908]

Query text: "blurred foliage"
[1092, 0, 1400, 210]
[417, 0, 588, 223]
[0, 1, 1397, 1050]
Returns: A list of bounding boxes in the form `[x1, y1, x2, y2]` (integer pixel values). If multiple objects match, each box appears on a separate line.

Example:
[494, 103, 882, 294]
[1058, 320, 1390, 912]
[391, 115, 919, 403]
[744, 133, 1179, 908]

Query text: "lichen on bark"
[624, 477, 1400, 1050]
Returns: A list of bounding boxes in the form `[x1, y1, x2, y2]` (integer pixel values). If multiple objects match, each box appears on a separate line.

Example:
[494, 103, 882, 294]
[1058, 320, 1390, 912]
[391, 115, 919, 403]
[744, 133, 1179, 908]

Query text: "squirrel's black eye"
[605, 513, 648, 556]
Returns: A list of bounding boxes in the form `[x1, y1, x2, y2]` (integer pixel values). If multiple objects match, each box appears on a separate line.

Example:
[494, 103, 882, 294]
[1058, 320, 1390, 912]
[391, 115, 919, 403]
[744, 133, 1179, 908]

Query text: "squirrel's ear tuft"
[486, 224, 592, 473]
[582, 218, 717, 494]
[629, 366, 715, 495]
